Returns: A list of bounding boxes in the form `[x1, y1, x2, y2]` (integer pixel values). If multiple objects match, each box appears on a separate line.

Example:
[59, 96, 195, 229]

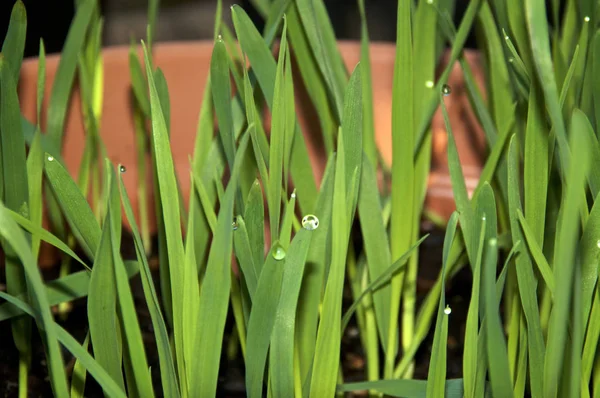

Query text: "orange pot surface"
[18, 41, 485, 267]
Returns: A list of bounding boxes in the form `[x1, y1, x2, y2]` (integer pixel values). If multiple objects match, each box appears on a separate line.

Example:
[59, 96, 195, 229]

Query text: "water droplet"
[444, 305, 452, 315]
[217, 34, 223, 41]
[482, 215, 486, 221]
[119, 165, 127, 173]
[291, 191, 297, 199]
[272, 243, 286, 260]
[425, 80, 434, 88]
[302, 214, 319, 231]
[504, 35, 509, 40]
[596, 240, 600, 249]
[47, 156, 54, 161]
[427, 0, 433, 4]
[489, 238, 498, 246]
[584, 16, 590, 22]
[508, 57, 514, 63]
[232, 216, 239, 231]
[441, 84, 452, 96]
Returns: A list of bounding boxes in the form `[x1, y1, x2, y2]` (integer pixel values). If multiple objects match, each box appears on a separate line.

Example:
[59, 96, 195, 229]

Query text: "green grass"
[2, 0, 600, 396]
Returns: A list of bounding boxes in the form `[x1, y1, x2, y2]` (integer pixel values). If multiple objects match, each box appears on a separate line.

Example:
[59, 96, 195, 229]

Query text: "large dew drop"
[232, 216, 239, 231]
[444, 305, 452, 315]
[272, 243, 286, 261]
[442, 84, 452, 96]
[119, 165, 127, 173]
[302, 214, 319, 231]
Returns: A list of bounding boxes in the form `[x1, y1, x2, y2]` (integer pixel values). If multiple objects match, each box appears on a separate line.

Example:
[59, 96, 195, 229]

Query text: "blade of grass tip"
[142, 41, 188, 382]
[245, 180, 265, 277]
[1, 1, 27, 83]
[295, 153, 336, 382]
[544, 112, 590, 397]
[574, 109, 600, 196]
[357, 0, 376, 167]
[507, 135, 545, 397]
[106, 164, 154, 397]
[270, 229, 313, 397]
[231, 5, 317, 213]
[294, 0, 347, 118]
[46, 0, 95, 146]
[267, 19, 289, 242]
[242, 66, 270, 176]
[483, 235, 513, 397]
[0, 292, 126, 397]
[1, 54, 32, 395]
[283, 44, 295, 194]
[414, 0, 483, 156]
[129, 44, 151, 117]
[426, 212, 459, 398]
[119, 174, 180, 398]
[287, 2, 337, 154]
[70, 332, 89, 398]
[233, 215, 259, 299]
[246, 239, 287, 398]
[341, 235, 429, 334]
[279, 190, 297, 248]
[0, 204, 69, 396]
[341, 65, 363, 215]
[309, 138, 348, 398]
[357, 155, 392, 352]
[568, 15, 591, 110]
[87, 163, 125, 390]
[8, 211, 89, 270]
[388, 0, 415, 378]
[525, 0, 571, 179]
[580, 193, 600, 323]
[524, 84, 549, 248]
[44, 154, 101, 259]
[147, 0, 159, 49]
[262, 0, 292, 45]
[194, 134, 249, 396]
[211, 37, 236, 169]
[516, 210, 555, 294]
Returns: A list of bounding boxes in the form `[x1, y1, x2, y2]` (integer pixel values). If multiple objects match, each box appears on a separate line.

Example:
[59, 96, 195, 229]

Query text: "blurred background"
[1, 0, 478, 58]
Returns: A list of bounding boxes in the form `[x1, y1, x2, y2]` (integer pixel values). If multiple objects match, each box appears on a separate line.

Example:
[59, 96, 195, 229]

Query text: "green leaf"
[46, 0, 95, 146]
[507, 135, 545, 397]
[211, 38, 236, 168]
[119, 173, 180, 398]
[338, 378, 468, 397]
[70, 333, 89, 398]
[0, 292, 126, 397]
[516, 210, 555, 295]
[1, 0, 27, 83]
[357, 0, 376, 167]
[309, 137, 348, 398]
[143, 41, 187, 383]
[245, 247, 286, 398]
[128, 45, 150, 117]
[194, 134, 249, 396]
[0, 204, 69, 396]
[245, 180, 265, 277]
[426, 212, 459, 398]
[233, 215, 259, 299]
[580, 193, 600, 322]
[341, 65, 363, 212]
[44, 154, 101, 260]
[88, 164, 124, 390]
[544, 112, 590, 397]
[26, 130, 44, 260]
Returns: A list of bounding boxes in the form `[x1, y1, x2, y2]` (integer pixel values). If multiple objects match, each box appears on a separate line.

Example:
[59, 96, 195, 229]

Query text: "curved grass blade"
[580, 193, 600, 322]
[516, 210, 555, 295]
[44, 155, 101, 259]
[0, 204, 69, 396]
[341, 235, 428, 334]
[211, 38, 236, 169]
[0, 292, 126, 398]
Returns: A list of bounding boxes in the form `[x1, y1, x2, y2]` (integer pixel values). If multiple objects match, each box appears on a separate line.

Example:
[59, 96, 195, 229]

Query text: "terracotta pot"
[17, 41, 485, 268]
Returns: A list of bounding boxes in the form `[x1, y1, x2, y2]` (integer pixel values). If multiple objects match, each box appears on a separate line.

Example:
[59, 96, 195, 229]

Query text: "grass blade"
[1, 0, 27, 83]
[211, 38, 236, 169]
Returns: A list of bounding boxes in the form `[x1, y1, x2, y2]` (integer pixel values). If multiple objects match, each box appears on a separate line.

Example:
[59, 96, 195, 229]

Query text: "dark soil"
[0, 223, 472, 397]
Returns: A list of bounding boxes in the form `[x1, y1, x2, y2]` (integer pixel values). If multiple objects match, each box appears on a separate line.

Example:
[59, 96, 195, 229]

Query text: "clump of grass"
[1, 0, 600, 396]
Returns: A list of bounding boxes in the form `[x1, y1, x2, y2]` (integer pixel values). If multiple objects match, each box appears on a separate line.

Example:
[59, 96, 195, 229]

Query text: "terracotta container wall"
[17, 41, 485, 267]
